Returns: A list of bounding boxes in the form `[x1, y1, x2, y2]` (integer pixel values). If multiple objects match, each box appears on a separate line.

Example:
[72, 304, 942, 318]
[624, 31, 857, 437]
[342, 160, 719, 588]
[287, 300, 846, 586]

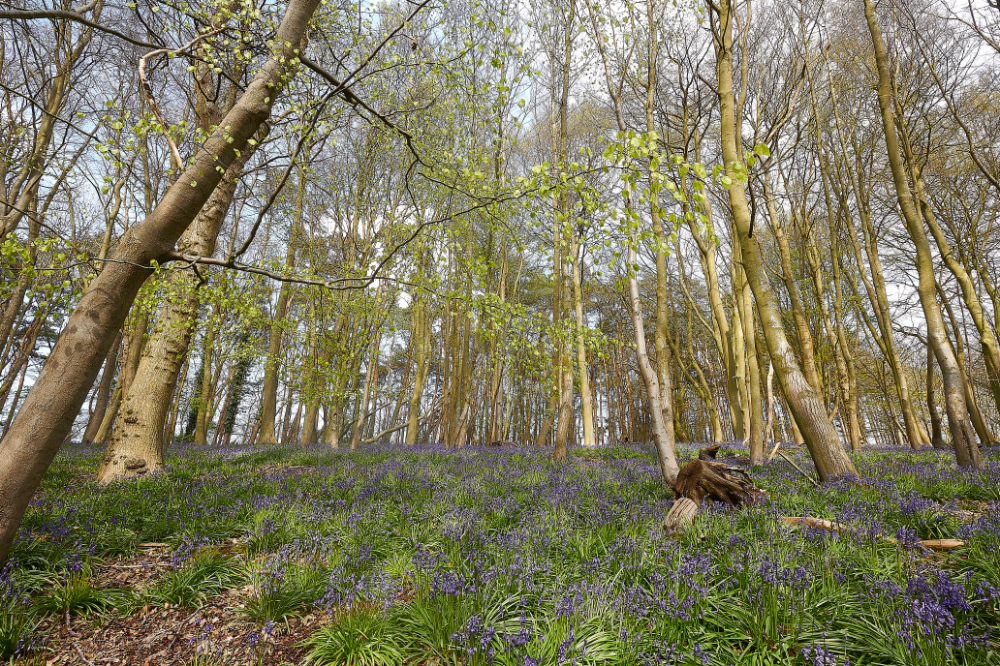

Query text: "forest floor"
[2, 440, 999, 666]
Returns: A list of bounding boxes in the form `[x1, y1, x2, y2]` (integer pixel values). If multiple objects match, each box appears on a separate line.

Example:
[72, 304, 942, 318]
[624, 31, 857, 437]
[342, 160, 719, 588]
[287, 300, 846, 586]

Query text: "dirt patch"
[26, 600, 326, 665]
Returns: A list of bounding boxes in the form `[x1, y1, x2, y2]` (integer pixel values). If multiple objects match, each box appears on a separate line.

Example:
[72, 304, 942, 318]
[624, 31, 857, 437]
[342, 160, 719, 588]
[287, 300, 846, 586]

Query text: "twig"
[776, 450, 820, 487]
[74, 642, 95, 666]
[139, 28, 225, 171]
[766, 438, 782, 461]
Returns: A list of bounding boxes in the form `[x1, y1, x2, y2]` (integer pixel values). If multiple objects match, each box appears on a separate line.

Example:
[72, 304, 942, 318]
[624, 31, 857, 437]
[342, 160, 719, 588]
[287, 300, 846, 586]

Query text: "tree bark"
[82, 332, 122, 443]
[405, 294, 430, 446]
[927, 344, 947, 449]
[709, 0, 856, 480]
[863, 0, 981, 468]
[0, 0, 323, 563]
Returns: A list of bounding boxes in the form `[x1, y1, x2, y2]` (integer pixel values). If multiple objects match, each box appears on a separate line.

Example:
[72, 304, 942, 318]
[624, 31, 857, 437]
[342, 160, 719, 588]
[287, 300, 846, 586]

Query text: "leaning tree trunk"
[95, 149, 252, 483]
[0, 0, 323, 563]
[627, 242, 681, 486]
[709, 0, 856, 481]
[863, 0, 981, 468]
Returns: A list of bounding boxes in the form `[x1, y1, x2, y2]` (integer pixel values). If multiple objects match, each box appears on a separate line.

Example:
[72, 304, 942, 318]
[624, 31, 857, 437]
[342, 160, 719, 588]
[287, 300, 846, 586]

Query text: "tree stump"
[663, 497, 699, 532]
[673, 445, 767, 506]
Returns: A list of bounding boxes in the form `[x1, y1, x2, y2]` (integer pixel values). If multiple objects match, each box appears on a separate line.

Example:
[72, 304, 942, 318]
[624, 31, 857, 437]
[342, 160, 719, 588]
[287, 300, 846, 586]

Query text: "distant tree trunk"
[221, 346, 253, 446]
[351, 331, 381, 450]
[286, 400, 303, 447]
[193, 320, 216, 445]
[405, 298, 430, 445]
[300, 304, 321, 446]
[82, 333, 122, 443]
[165, 347, 192, 446]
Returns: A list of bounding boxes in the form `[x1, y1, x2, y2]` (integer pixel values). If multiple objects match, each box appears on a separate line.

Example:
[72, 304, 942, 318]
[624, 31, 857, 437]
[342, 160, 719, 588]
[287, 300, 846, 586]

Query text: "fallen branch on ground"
[780, 516, 965, 550]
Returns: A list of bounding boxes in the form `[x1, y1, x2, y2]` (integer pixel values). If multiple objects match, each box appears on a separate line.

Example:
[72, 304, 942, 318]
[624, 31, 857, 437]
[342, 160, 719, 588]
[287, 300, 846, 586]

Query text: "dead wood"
[780, 516, 965, 550]
[663, 497, 699, 532]
[673, 445, 767, 506]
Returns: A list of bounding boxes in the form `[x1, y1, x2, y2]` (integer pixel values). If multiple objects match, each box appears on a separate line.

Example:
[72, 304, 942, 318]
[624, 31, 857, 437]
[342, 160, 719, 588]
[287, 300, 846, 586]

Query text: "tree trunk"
[96, 146, 253, 483]
[709, 0, 855, 480]
[570, 229, 596, 447]
[627, 243, 680, 485]
[405, 297, 430, 445]
[927, 344, 947, 449]
[193, 318, 216, 445]
[82, 332, 122, 443]
[863, 0, 981, 468]
[0, 0, 323, 563]
[350, 331, 381, 450]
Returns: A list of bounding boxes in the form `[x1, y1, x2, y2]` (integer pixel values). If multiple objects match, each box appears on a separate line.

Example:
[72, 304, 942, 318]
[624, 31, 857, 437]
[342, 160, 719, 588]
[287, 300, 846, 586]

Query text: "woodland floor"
[3, 441, 999, 666]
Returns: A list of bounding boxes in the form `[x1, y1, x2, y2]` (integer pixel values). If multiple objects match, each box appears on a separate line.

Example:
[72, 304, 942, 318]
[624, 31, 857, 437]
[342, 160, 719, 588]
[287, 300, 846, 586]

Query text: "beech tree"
[5, 0, 1000, 562]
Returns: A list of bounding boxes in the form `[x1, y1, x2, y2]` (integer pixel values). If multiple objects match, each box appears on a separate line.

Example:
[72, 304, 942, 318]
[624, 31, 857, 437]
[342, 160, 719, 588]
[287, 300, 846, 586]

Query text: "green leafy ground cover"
[2, 442, 998, 665]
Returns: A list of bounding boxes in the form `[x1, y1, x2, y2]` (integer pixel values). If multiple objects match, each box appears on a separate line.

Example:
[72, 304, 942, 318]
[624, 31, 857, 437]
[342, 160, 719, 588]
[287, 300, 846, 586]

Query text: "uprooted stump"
[664, 445, 767, 533]
[673, 445, 768, 507]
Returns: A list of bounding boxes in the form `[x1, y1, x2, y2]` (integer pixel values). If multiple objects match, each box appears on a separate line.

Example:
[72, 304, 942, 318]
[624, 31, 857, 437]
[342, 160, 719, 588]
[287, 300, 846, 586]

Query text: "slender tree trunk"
[165, 347, 191, 446]
[405, 298, 430, 445]
[351, 331, 381, 451]
[300, 304, 321, 446]
[927, 345, 947, 449]
[82, 333, 122, 443]
[570, 230, 595, 447]
[863, 0, 981, 468]
[193, 318, 216, 445]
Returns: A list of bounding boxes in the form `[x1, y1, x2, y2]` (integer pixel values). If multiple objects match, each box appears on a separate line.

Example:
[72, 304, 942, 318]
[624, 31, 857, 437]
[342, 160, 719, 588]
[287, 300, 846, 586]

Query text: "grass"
[4, 440, 999, 665]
